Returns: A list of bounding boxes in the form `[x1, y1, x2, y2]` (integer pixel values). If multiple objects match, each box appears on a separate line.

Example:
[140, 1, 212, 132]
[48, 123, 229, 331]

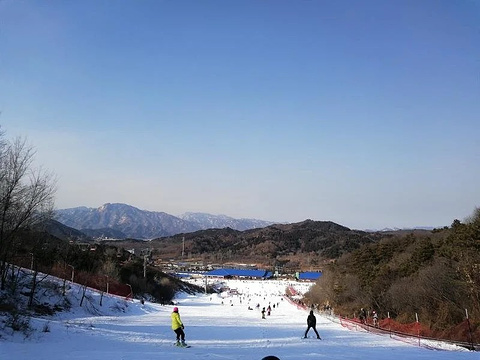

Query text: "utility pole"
[182, 237, 185, 258]
[68, 264, 75, 283]
[143, 256, 146, 278]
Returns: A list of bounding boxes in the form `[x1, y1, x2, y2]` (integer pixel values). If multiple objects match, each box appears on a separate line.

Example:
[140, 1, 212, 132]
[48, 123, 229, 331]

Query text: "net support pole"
[466, 309, 474, 351]
[415, 313, 420, 347]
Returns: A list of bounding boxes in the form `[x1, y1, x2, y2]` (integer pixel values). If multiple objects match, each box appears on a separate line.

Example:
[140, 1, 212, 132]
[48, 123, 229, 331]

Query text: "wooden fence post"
[415, 313, 420, 347]
[466, 309, 474, 351]
[388, 311, 391, 338]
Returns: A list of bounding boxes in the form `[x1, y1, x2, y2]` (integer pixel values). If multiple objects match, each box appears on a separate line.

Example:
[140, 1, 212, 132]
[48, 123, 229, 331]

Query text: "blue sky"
[0, 0, 478, 229]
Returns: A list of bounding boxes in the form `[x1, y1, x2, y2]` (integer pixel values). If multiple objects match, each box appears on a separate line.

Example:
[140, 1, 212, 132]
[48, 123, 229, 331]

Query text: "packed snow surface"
[1, 278, 477, 360]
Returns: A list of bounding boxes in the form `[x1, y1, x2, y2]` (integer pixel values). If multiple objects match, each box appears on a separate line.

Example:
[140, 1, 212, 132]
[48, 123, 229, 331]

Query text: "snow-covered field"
[1, 277, 477, 360]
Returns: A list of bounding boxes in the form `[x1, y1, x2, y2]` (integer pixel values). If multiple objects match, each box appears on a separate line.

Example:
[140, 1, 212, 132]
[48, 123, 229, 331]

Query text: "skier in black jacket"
[304, 310, 321, 339]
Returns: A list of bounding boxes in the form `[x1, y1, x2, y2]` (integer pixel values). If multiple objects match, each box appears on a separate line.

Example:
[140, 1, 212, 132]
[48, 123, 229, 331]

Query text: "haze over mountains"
[54, 203, 277, 240]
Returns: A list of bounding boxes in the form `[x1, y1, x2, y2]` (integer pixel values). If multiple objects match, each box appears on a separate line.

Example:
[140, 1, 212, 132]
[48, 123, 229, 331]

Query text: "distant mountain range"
[54, 203, 277, 240]
[365, 226, 435, 232]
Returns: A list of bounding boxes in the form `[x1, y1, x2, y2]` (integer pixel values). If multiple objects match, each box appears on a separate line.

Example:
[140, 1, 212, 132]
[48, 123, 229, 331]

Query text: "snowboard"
[174, 342, 191, 348]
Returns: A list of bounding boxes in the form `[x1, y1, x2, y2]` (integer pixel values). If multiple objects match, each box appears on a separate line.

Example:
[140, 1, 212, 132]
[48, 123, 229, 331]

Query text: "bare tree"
[0, 133, 56, 289]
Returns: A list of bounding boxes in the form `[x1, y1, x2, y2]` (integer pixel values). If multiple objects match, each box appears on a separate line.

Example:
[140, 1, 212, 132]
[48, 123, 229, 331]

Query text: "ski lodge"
[204, 268, 273, 279]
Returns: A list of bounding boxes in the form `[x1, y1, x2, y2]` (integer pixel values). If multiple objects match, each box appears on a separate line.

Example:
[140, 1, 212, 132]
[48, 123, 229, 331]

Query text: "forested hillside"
[305, 208, 480, 335]
[110, 220, 384, 269]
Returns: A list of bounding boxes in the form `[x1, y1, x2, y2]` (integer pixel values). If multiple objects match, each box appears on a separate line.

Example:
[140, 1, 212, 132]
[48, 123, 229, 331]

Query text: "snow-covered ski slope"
[1, 278, 477, 360]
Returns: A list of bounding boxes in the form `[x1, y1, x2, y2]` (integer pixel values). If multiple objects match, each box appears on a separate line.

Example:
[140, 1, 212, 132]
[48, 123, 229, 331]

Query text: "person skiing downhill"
[171, 307, 187, 346]
[304, 310, 321, 339]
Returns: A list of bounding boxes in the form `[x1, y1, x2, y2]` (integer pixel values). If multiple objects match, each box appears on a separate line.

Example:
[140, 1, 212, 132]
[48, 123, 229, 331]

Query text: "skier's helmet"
[173, 307, 178, 312]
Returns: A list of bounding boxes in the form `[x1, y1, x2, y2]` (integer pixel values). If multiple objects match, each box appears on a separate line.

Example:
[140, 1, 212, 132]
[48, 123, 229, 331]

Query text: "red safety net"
[339, 315, 479, 348]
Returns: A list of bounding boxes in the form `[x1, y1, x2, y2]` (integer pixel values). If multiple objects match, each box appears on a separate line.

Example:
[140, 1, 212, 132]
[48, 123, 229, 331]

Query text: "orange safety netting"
[339, 315, 479, 347]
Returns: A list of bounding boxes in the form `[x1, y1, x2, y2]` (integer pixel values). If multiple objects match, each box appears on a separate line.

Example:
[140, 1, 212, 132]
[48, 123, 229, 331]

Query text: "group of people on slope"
[170, 306, 322, 347]
[261, 304, 274, 318]
[359, 307, 379, 327]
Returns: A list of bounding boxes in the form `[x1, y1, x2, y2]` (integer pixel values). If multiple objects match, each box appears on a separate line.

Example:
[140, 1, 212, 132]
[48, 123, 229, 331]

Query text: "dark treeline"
[0, 224, 205, 335]
[305, 208, 480, 337]
[2, 227, 200, 308]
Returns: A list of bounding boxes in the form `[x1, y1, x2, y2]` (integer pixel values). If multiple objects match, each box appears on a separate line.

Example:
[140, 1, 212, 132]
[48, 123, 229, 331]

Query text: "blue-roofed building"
[296, 271, 322, 281]
[205, 268, 272, 279]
